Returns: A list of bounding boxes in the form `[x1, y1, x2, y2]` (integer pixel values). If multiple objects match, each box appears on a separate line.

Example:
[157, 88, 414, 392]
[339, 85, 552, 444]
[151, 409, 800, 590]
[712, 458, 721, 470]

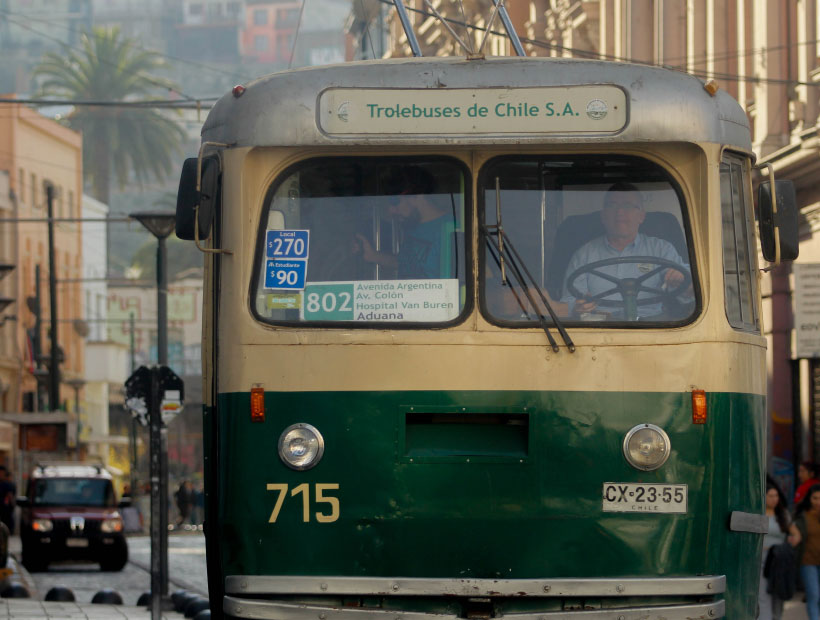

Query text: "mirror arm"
[195, 141, 233, 255]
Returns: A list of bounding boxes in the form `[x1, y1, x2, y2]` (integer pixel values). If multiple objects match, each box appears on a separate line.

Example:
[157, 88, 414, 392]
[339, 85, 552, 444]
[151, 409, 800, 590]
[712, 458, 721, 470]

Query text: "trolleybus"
[176, 36, 799, 620]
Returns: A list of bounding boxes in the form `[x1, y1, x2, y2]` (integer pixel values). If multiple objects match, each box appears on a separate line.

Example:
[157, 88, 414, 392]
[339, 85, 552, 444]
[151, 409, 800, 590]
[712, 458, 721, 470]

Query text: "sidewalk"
[0, 599, 188, 618]
[0, 538, 191, 619]
[785, 598, 807, 620]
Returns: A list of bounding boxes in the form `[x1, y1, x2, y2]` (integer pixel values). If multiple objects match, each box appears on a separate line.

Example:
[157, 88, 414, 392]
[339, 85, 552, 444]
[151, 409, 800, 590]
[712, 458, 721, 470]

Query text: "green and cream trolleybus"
[176, 50, 799, 620]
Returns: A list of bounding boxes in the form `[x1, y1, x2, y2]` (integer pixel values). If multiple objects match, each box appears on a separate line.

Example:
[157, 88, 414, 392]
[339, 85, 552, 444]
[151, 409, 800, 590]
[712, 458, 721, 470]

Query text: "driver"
[561, 183, 689, 320]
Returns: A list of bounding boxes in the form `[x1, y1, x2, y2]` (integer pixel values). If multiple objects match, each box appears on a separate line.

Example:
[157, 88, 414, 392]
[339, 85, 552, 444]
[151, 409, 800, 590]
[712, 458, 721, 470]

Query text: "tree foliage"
[33, 27, 186, 203]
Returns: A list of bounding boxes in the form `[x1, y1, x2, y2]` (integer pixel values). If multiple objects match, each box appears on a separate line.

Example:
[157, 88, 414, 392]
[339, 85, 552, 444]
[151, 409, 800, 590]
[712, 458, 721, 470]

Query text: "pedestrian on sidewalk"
[0, 465, 17, 534]
[795, 484, 820, 620]
[175, 480, 193, 528]
[761, 478, 800, 620]
[795, 462, 820, 506]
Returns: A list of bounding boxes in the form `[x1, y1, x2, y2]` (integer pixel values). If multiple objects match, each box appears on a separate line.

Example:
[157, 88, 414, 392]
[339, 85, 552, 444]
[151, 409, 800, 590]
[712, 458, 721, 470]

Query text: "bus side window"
[719, 156, 760, 332]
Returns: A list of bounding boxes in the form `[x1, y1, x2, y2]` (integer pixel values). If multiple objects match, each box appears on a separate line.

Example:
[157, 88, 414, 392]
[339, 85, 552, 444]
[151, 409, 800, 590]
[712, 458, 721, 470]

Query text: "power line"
[0, 96, 215, 110]
[376, 0, 816, 89]
[288, 0, 308, 70]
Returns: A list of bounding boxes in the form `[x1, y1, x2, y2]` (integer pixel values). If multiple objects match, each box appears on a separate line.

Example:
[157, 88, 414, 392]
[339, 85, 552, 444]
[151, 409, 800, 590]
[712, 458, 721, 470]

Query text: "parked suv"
[18, 463, 128, 571]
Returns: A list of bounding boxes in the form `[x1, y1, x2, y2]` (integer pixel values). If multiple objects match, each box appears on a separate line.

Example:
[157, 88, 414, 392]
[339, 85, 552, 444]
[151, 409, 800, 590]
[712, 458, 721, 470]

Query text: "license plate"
[602, 482, 687, 513]
[65, 538, 89, 548]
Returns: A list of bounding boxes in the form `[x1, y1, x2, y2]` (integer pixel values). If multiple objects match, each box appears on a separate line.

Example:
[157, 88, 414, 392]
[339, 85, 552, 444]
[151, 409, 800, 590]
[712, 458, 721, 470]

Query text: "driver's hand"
[574, 298, 598, 314]
[663, 268, 684, 288]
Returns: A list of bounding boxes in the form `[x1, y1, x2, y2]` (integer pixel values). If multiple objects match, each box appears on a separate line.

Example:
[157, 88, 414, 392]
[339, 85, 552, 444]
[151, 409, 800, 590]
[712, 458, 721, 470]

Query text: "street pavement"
[785, 599, 806, 620]
[0, 534, 205, 618]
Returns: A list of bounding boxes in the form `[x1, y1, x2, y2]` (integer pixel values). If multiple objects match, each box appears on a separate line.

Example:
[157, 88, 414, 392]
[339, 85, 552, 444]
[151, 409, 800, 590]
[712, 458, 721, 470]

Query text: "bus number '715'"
[267, 483, 340, 523]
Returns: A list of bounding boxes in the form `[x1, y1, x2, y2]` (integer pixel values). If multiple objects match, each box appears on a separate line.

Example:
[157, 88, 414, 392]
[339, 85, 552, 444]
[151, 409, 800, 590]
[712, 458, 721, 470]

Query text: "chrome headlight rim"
[622, 423, 671, 471]
[278, 423, 325, 471]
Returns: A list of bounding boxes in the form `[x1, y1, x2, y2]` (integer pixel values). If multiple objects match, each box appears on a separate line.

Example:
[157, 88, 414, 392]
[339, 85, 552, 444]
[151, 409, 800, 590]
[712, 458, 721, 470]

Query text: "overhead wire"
[288, 0, 308, 70]
[357, 0, 377, 60]
[0, 0, 811, 111]
[374, 0, 815, 89]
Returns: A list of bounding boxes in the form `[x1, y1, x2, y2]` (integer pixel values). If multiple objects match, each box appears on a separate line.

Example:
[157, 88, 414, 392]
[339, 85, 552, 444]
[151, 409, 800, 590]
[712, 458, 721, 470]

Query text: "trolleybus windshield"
[252, 157, 468, 325]
[481, 155, 698, 326]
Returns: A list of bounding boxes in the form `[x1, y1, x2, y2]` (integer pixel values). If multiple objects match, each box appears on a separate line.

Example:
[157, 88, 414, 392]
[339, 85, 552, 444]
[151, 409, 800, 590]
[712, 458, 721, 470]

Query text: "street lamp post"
[129, 210, 176, 609]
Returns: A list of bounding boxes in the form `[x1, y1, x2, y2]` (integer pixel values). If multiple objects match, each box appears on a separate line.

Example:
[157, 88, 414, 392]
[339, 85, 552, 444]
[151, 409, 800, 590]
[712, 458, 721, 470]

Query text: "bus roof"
[201, 57, 751, 152]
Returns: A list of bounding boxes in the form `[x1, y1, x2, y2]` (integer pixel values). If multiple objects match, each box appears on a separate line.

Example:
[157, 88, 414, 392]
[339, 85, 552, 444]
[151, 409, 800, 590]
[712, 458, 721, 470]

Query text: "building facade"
[0, 96, 85, 414]
[82, 194, 129, 465]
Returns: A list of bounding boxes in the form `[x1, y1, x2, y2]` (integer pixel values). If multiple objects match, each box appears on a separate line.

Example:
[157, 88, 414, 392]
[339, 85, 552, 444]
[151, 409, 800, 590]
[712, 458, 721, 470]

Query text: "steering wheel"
[566, 256, 691, 321]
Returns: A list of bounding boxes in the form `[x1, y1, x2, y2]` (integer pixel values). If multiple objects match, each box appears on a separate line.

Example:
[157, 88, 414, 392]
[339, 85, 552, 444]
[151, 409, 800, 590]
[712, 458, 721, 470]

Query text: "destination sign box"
[301, 279, 460, 322]
[318, 86, 627, 135]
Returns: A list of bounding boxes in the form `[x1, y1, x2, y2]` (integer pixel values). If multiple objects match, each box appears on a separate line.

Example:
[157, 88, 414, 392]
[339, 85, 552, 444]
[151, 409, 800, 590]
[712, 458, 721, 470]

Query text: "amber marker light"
[251, 386, 265, 423]
[703, 79, 719, 96]
[692, 389, 707, 424]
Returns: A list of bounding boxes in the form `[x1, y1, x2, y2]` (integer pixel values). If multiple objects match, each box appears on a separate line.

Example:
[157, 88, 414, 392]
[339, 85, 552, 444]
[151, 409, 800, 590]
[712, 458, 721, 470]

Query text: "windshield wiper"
[500, 231, 575, 352]
[483, 227, 575, 353]
[483, 177, 575, 353]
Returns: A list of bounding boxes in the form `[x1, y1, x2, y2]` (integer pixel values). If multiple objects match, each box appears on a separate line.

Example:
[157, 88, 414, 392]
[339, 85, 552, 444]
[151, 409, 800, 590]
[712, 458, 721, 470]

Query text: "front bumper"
[223, 576, 725, 620]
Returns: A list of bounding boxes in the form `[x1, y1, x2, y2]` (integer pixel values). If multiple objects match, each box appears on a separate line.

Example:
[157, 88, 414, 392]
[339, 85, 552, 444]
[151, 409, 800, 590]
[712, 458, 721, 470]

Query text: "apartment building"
[0, 96, 85, 415]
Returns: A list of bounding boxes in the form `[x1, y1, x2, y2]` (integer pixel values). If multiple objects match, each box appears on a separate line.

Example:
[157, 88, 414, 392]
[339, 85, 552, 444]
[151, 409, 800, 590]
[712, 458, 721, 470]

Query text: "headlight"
[623, 423, 671, 471]
[32, 518, 53, 532]
[101, 518, 123, 533]
[278, 423, 325, 470]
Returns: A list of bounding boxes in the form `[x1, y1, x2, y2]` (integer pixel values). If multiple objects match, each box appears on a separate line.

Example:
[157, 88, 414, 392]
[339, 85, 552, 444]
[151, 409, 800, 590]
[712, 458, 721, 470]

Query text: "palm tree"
[33, 27, 186, 204]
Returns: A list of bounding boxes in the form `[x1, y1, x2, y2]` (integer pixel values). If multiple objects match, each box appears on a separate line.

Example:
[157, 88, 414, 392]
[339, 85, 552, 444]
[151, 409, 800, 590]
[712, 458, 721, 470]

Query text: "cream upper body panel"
[208, 143, 765, 396]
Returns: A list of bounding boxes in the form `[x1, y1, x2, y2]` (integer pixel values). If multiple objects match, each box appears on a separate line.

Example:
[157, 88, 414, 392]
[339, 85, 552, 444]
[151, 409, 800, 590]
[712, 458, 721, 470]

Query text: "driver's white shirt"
[561, 233, 687, 318]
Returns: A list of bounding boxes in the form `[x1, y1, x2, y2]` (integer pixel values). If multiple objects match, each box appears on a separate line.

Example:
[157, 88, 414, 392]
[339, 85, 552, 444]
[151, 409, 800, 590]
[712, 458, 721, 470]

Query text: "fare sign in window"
[302, 280, 460, 322]
[264, 230, 309, 290]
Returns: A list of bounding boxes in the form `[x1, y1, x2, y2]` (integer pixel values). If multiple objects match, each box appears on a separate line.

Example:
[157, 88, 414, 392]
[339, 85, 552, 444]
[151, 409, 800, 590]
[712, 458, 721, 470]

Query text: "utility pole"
[46, 184, 60, 411]
[130, 312, 138, 499]
[32, 264, 44, 411]
[157, 233, 170, 597]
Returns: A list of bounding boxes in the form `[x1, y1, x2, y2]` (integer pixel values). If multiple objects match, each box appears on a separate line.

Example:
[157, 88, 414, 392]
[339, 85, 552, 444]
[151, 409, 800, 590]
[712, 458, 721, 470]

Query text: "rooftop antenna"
[392, 0, 422, 57]
[492, 0, 526, 56]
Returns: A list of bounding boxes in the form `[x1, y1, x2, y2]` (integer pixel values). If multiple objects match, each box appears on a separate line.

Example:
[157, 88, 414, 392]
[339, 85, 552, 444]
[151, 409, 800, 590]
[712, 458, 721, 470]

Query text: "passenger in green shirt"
[354, 167, 453, 279]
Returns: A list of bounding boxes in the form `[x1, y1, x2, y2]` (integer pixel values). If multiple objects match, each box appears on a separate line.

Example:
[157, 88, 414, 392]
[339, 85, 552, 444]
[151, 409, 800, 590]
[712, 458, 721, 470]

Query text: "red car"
[18, 463, 129, 572]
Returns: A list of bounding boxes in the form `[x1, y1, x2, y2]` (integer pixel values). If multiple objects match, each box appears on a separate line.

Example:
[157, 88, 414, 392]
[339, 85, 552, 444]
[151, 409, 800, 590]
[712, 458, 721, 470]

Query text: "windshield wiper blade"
[483, 227, 573, 353]
[500, 231, 575, 353]
[485, 243, 532, 319]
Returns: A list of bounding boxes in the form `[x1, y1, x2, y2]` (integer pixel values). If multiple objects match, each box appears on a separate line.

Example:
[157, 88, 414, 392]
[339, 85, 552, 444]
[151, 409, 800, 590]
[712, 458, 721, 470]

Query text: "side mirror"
[176, 155, 220, 241]
[758, 179, 799, 263]
[16, 497, 28, 508]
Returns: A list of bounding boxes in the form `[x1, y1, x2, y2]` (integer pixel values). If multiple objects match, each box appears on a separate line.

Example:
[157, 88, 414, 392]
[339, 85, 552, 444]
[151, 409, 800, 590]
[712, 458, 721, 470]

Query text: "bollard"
[175, 591, 198, 613]
[91, 588, 124, 605]
[45, 586, 75, 602]
[184, 597, 210, 618]
[137, 592, 152, 607]
[0, 583, 29, 598]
